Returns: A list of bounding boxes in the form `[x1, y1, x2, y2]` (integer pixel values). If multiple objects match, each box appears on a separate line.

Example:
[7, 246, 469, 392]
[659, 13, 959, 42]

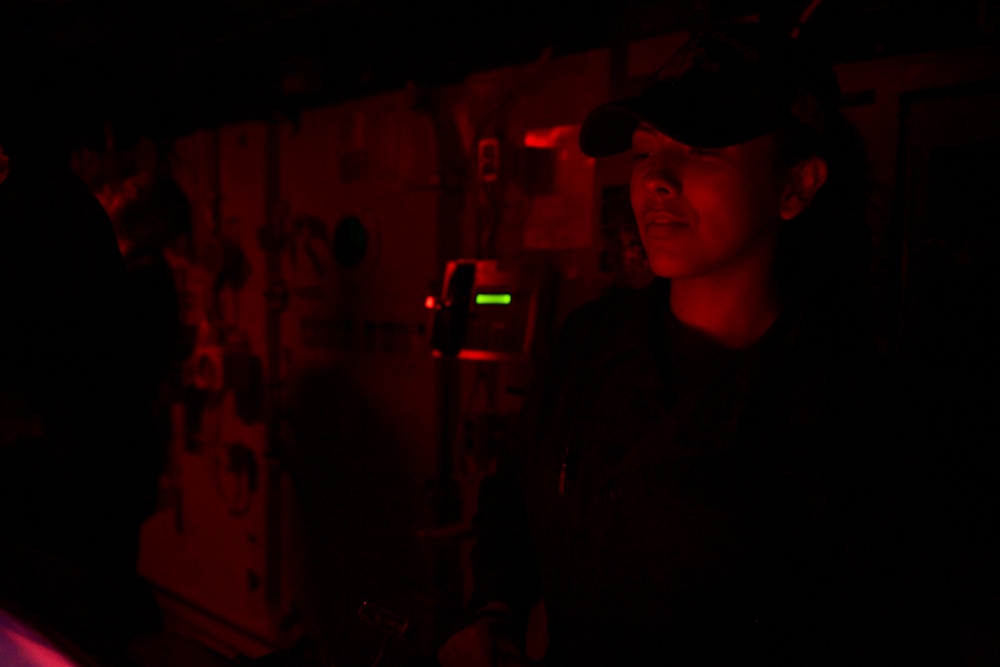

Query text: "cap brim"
[579, 77, 793, 157]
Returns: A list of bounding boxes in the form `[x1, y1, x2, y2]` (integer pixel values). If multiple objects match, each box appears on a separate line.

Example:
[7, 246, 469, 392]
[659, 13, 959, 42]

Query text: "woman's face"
[629, 123, 794, 281]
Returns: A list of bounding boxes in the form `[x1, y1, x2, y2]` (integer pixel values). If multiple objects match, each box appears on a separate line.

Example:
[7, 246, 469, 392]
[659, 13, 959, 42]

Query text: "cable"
[791, 0, 826, 38]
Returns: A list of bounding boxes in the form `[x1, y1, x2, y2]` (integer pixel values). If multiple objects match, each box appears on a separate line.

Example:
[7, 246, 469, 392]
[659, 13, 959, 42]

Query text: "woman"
[441, 22, 954, 666]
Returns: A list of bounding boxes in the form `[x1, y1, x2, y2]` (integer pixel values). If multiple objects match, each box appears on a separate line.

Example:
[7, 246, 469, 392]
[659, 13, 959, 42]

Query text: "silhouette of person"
[0, 76, 163, 664]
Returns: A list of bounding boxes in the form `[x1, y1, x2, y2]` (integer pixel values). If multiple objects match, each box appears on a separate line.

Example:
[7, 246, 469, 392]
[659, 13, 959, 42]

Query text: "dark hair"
[0, 51, 73, 168]
[773, 109, 872, 325]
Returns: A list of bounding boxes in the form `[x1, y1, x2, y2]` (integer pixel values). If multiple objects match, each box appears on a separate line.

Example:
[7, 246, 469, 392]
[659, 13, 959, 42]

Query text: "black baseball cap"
[579, 22, 840, 156]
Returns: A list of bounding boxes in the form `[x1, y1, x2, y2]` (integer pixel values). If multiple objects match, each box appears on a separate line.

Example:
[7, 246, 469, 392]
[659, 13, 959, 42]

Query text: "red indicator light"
[524, 124, 576, 148]
[424, 296, 437, 309]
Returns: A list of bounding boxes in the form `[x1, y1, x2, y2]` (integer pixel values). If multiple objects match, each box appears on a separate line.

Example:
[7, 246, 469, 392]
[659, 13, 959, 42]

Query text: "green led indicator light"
[476, 293, 512, 305]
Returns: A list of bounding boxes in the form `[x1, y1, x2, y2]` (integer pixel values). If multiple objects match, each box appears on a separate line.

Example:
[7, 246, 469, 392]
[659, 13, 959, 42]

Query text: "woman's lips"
[645, 219, 690, 240]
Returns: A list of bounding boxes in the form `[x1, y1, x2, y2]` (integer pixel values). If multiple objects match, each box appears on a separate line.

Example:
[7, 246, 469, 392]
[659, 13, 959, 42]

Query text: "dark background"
[2, 1, 999, 666]
[2, 0, 998, 144]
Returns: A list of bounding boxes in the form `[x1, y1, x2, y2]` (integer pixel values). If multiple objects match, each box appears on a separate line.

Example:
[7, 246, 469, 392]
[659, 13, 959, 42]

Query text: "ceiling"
[0, 0, 995, 146]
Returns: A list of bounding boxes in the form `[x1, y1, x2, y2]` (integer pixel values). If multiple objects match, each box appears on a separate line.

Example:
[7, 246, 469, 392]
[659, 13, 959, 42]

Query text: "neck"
[668, 249, 782, 350]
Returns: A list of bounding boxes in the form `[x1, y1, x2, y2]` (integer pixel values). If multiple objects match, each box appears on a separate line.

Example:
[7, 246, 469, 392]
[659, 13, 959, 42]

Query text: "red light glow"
[523, 125, 577, 149]
[0, 608, 81, 667]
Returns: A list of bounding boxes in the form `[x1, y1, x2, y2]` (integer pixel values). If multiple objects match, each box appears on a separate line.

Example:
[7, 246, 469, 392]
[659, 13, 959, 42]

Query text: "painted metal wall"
[138, 90, 444, 664]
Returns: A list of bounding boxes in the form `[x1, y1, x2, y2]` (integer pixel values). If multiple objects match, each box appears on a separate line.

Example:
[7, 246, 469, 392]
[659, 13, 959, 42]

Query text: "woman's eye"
[688, 147, 720, 157]
[631, 151, 652, 162]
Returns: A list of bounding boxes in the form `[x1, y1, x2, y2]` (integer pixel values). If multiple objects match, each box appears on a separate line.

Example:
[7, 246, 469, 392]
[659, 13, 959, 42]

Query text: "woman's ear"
[779, 155, 828, 221]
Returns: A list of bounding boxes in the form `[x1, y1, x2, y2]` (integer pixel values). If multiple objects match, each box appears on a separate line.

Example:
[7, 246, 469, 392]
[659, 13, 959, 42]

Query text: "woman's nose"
[641, 158, 681, 195]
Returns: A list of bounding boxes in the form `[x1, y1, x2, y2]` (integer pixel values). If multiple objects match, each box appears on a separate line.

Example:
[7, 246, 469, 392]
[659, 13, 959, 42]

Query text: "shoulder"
[747, 292, 899, 432]
[519, 280, 664, 432]
[552, 279, 666, 365]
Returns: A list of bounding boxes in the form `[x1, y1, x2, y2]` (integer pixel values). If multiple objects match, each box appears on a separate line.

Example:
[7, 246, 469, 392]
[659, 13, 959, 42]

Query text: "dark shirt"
[470, 278, 956, 665]
[0, 160, 152, 557]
